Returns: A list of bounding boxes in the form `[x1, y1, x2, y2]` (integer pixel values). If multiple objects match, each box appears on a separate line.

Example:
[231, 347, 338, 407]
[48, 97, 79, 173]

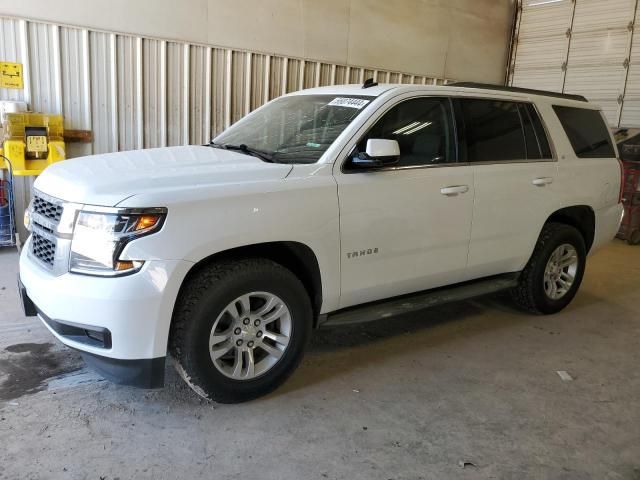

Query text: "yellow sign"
[26, 135, 48, 153]
[0, 61, 24, 89]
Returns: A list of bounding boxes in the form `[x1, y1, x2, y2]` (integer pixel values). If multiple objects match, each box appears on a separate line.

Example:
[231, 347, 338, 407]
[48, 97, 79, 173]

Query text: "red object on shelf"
[617, 160, 640, 245]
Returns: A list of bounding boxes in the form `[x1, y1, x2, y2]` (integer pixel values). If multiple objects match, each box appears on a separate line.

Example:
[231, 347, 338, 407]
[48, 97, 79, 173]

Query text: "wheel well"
[179, 242, 323, 316]
[546, 206, 595, 252]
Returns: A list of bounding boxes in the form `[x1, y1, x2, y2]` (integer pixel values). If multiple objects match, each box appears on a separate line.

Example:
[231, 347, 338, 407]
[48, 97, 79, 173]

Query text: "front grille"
[33, 195, 63, 222]
[29, 192, 69, 274]
[31, 232, 56, 266]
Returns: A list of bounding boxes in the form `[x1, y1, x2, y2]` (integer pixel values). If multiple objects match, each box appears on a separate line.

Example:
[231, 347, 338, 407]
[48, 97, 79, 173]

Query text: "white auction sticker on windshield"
[327, 97, 370, 109]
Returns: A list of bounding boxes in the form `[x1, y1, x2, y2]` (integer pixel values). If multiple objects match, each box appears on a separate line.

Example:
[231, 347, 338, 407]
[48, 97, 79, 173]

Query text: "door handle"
[440, 185, 469, 196]
[532, 177, 553, 186]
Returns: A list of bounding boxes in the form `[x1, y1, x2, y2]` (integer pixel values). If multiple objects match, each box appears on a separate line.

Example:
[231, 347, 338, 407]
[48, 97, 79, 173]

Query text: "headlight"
[69, 207, 167, 277]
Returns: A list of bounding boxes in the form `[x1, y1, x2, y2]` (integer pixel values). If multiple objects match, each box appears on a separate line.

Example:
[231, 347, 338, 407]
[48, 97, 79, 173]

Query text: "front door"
[334, 96, 475, 309]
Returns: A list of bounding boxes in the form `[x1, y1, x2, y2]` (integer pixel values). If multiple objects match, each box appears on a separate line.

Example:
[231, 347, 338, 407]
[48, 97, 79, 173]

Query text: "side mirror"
[351, 139, 400, 168]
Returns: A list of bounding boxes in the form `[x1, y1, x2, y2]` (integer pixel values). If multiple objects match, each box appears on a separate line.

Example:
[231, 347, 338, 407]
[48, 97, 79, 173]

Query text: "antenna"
[362, 78, 378, 89]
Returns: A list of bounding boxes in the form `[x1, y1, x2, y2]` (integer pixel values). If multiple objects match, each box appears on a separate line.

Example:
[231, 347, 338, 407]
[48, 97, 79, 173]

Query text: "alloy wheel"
[208, 291, 292, 380]
[543, 243, 579, 300]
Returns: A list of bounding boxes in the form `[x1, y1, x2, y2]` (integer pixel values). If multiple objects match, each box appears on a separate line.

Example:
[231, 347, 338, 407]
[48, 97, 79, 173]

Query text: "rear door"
[454, 98, 560, 279]
[334, 96, 475, 309]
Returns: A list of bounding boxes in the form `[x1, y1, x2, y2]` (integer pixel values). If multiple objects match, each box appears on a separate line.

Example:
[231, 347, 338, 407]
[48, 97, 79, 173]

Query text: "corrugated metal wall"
[1, 16, 451, 153]
[508, 0, 640, 127]
[0, 15, 451, 241]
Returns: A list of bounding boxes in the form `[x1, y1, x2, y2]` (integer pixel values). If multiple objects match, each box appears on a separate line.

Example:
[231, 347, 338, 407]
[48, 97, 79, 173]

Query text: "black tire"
[628, 229, 640, 246]
[511, 222, 586, 315]
[170, 258, 313, 403]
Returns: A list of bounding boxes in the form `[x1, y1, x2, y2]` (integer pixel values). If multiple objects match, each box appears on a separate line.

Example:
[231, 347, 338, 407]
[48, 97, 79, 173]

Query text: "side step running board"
[319, 273, 520, 327]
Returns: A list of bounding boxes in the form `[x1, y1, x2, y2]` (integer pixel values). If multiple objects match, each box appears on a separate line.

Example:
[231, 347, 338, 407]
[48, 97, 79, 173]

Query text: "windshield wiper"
[208, 142, 275, 163]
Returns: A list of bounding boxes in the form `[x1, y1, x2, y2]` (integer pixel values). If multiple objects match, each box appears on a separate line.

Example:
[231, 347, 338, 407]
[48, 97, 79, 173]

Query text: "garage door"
[509, 0, 640, 127]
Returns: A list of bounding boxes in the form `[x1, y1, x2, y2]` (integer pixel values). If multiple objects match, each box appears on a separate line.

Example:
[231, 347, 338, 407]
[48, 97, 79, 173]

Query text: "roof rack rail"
[449, 82, 588, 103]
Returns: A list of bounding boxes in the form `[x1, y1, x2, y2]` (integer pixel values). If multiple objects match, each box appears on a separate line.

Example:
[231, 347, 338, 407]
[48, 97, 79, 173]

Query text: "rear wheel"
[511, 223, 586, 314]
[170, 258, 313, 403]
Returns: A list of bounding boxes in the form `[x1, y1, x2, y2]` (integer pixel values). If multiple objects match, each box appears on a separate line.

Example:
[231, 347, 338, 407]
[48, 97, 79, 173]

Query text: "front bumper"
[19, 240, 193, 385]
[18, 277, 165, 388]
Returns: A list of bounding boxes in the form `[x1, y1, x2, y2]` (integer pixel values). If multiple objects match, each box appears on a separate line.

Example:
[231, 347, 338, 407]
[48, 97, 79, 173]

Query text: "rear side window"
[520, 105, 540, 160]
[458, 99, 526, 162]
[524, 104, 553, 159]
[552, 106, 615, 158]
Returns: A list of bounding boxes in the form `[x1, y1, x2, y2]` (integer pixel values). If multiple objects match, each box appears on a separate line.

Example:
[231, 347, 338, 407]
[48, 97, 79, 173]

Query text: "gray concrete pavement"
[0, 242, 638, 480]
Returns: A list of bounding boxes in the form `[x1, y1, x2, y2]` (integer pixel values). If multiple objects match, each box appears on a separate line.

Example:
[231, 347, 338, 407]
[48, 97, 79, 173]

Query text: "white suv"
[18, 81, 623, 403]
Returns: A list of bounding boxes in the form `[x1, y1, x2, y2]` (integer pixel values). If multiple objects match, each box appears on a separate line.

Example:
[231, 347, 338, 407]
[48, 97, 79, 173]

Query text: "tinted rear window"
[552, 106, 615, 158]
[525, 104, 552, 159]
[520, 104, 541, 159]
[459, 99, 526, 162]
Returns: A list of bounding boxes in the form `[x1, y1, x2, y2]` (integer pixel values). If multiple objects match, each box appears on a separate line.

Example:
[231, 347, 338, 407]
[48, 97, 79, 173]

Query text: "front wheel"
[511, 223, 586, 315]
[170, 258, 313, 403]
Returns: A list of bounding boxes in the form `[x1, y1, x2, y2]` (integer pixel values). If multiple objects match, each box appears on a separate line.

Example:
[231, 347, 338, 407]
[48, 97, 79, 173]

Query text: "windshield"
[213, 94, 373, 164]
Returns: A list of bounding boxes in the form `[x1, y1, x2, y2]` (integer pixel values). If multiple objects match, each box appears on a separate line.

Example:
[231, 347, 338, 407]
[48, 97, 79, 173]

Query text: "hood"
[34, 146, 293, 206]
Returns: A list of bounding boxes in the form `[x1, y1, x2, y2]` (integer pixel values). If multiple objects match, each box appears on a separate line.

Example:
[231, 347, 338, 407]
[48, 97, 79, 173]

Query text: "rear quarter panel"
[535, 99, 622, 252]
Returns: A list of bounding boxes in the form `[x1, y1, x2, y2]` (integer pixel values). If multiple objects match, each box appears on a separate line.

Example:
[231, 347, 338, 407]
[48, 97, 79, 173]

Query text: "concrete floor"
[0, 243, 638, 480]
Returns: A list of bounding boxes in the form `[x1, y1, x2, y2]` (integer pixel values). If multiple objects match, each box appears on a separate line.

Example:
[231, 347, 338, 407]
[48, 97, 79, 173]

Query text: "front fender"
[117, 172, 341, 313]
